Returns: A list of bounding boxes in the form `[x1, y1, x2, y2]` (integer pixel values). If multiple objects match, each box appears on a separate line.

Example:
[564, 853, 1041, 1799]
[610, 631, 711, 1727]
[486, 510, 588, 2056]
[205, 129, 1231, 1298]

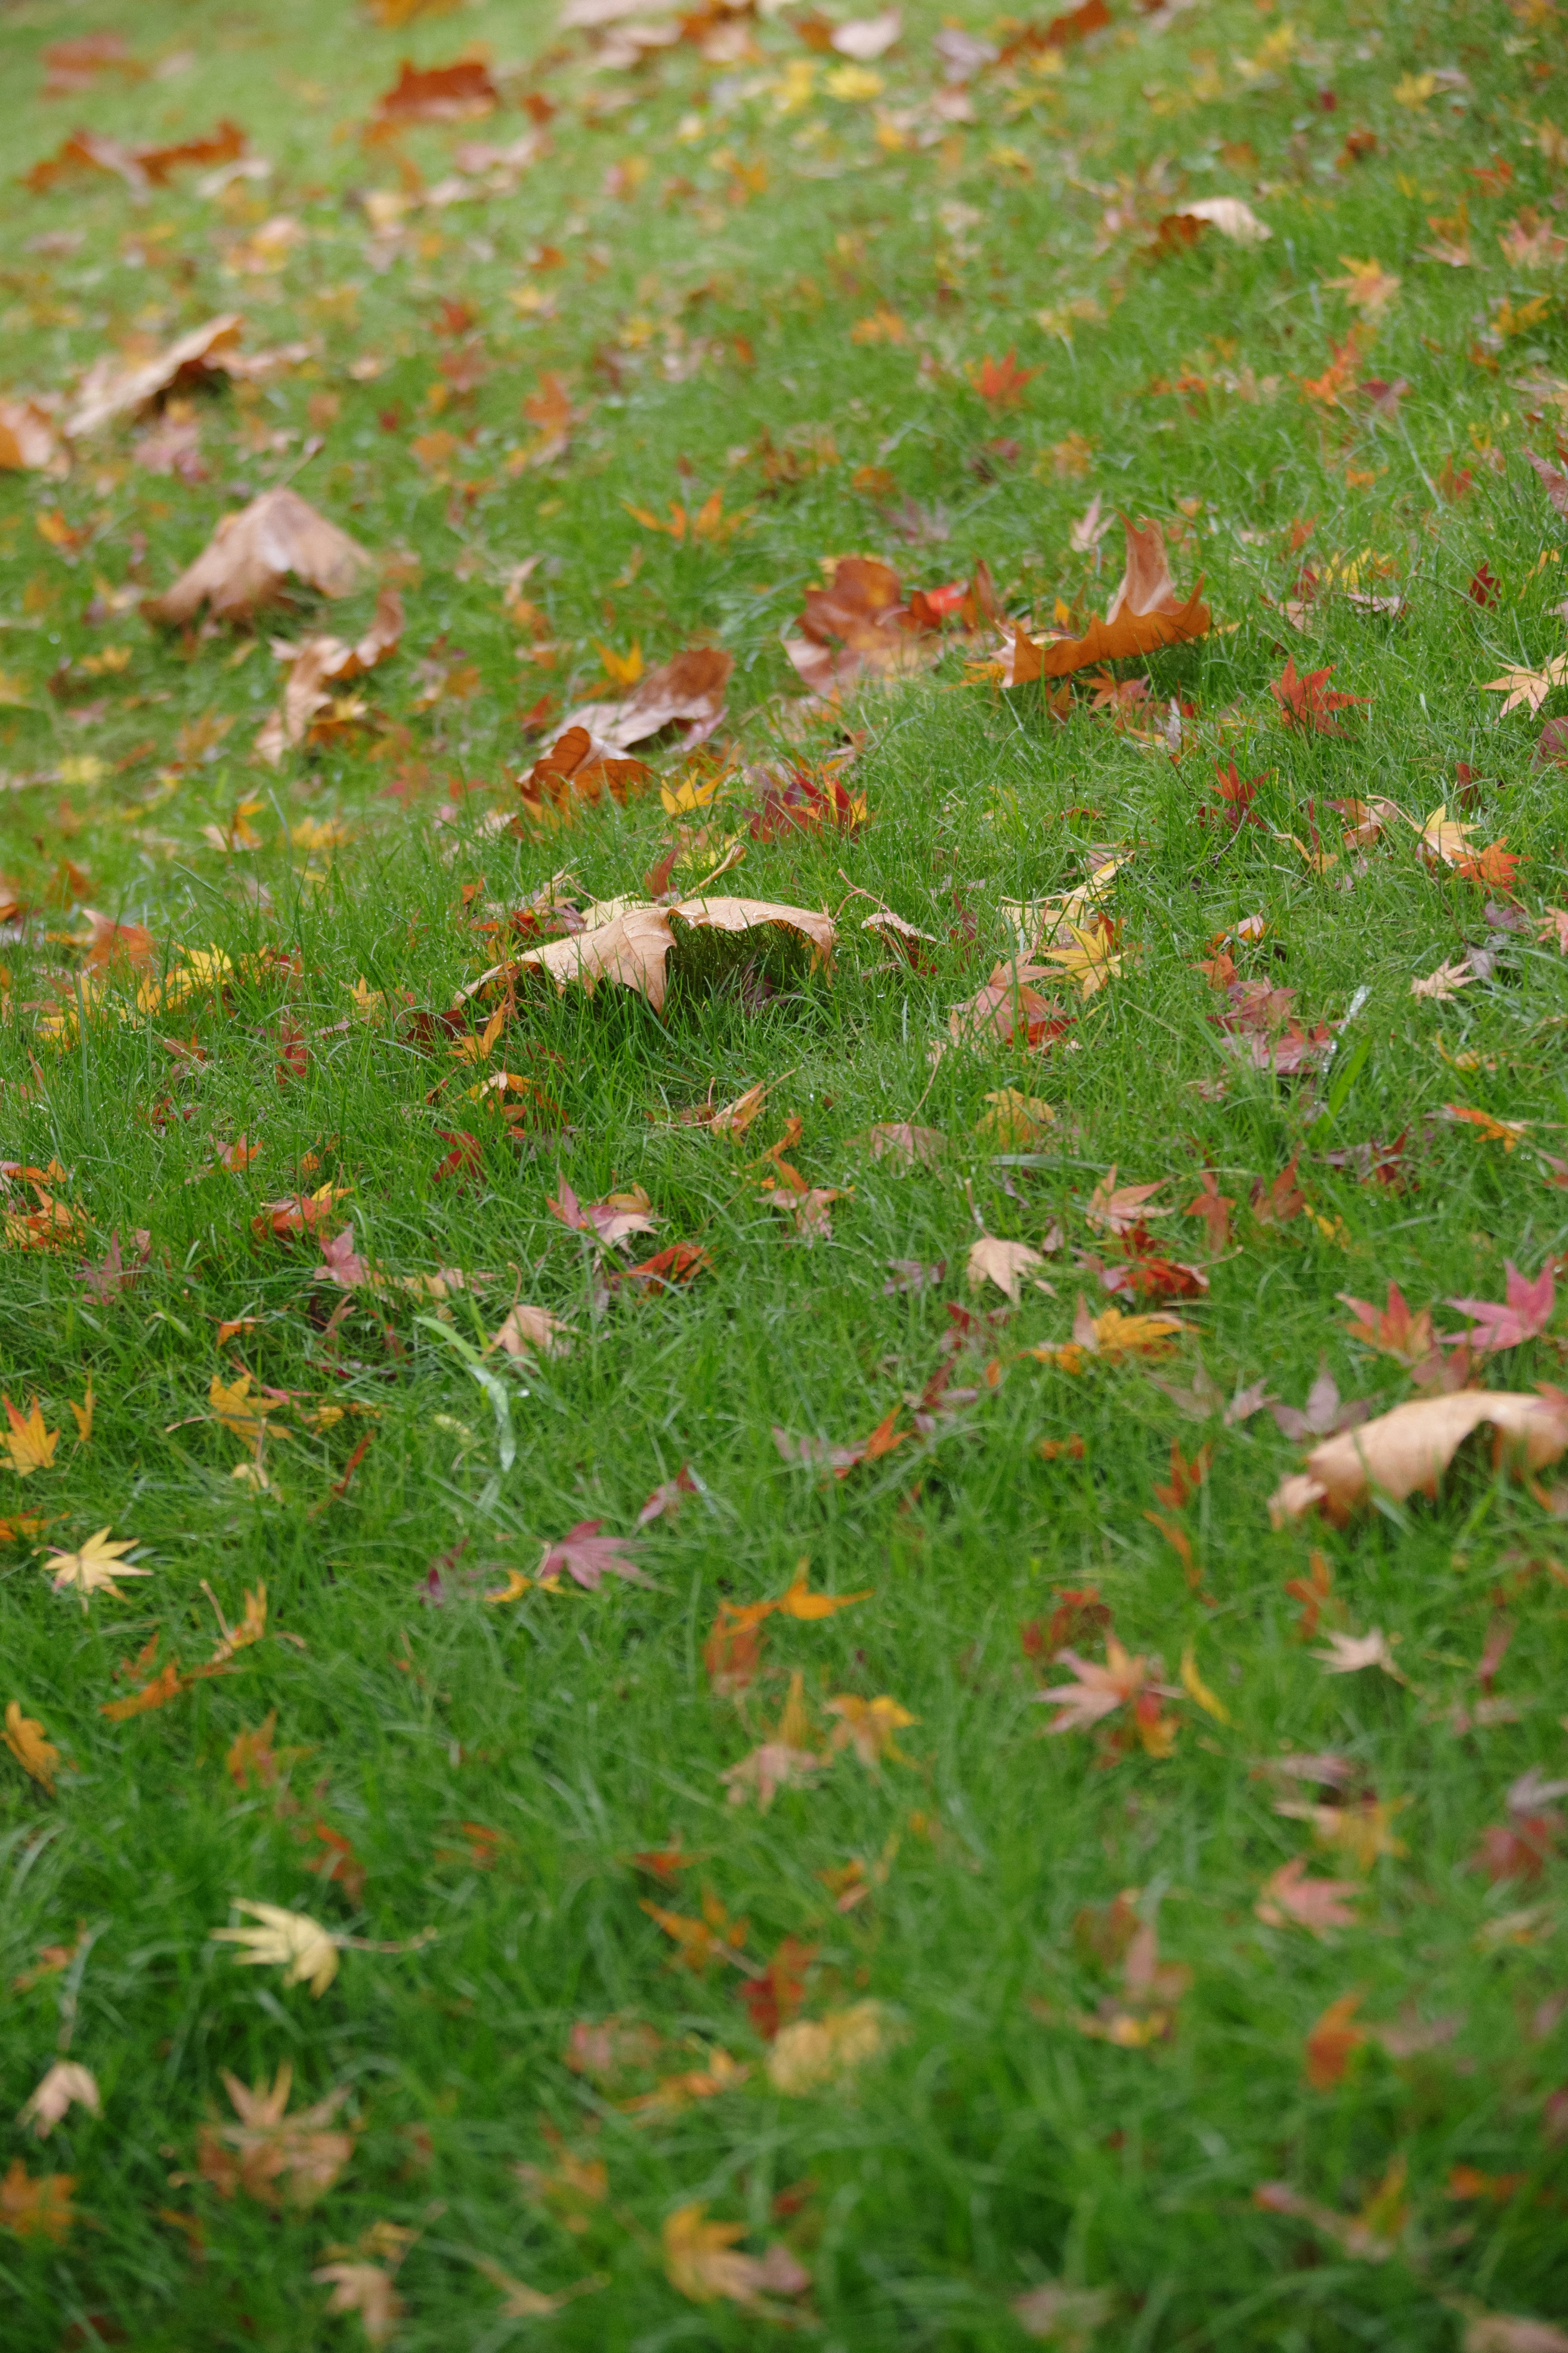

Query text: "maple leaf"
[489, 1303, 575, 1362]
[1271, 1362, 1370, 1442]
[640, 1889, 748, 1973]
[1323, 255, 1401, 316]
[1412, 958, 1477, 1001]
[561, 645, 732, 755]
[1034, 1639, 1154, 1733]
[40, 1526, 149, 1610]
[1153, 1441, 1211, 1510]
[2, 1396, 58, 1477]
[484, 894, 833, 1017]
[1443, 1104, 1530, 1151]
[0, 2157, 76, 2244]
[1446, 1261, 1555, 1353]
[766, 2001, 893, 2095]
[1184, 1171, 1234, 1252]
[1269, 656, 1366, 734]
[1314, 1628, 1406, 1682]
[1255, 1857, 1360, 1935]
[1066, 1298, 1186, 1362]
[662, 2203, 812, 2313]
[208, 1372, 275, 1452]
[636, 1465, 699, 1524]
[17, 2061, 100, 2139]
[537, 1520, 646, 1590]
[211, 1902, 341, 1997]
[4, 1701, 59, 1793]
[1339, 1282, 1435, 1368]
[967, 1233, 1046, 1303]
[720, 1739, 825, 1810]
[198, 2064, 354, 2207]
[1482, 651, 1568, 718]
[1040, 918, 1124, 997]
[968, 349, 1037, 408]
[78, 1227, 151, 1303]
[1086, 1169, 1171, 1236]
[1013, 2282, 1120, 2342]
[312, 2263, 404, 2344]
[855, 1119, 948, 1167]
[1009, 514, 1210, 678]
[949, 959, 1072, 1048]
[826, 1692, 916, 1766]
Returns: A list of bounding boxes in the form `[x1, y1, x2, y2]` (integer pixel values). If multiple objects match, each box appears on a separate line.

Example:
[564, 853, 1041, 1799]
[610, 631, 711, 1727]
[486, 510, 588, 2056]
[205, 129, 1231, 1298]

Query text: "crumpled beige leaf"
[255, 585, 404, 764]
[488, 1303, 575, 1360]
[144, 488, 372, 625]
[766, 2001, 894, 2094]
[67, 313, 245, 437]
[1160, 196, 1272, 245]
[198, 2063, 354, 2206]
[561, 646, 733, 752]
[1269, 1388, 1568, 1525]
[211, 1900, 341, 1996]
[17, 2062, 100, 2139]
[498, 896, 835, 1017]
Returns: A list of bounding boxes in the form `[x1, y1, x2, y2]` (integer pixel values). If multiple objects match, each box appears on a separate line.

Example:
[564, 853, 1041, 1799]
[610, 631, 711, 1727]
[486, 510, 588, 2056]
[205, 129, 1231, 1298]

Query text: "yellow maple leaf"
[211, 1901, 341, 1997]
[1040, 921, 1124, 997]
[40, 1527, 150, 1610]
[209, 1372, 273, 1450]
[4, 1699, 59, 1793]
[2, 1396, 58, 1477]
[826, 1692, 916, 1766]
[69, 1383, 93, 1447]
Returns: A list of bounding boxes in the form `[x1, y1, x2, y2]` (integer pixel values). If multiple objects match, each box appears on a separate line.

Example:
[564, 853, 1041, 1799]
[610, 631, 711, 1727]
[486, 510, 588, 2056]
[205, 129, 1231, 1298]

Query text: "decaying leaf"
[482, 896, 835, 1017]
[967, 1233, 1046, 1302]
[196, 2063, 354, 2206]
[143, 489, 373, 626]
[1255, 1857, 1361, 1935]
[782, 556, 945, 698]
[1007, 515, 1209, 680]
[2, 1395, 59, 1477]
[67, 312, 246, 437]
[1270, 1389, 1568, 1525]
[0, 2157, 76, 2244]
[560, 646, 733, 752]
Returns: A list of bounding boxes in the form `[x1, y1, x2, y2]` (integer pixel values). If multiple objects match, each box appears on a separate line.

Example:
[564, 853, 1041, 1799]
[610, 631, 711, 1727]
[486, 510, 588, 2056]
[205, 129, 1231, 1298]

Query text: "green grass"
[3, 0, 1568, 2344]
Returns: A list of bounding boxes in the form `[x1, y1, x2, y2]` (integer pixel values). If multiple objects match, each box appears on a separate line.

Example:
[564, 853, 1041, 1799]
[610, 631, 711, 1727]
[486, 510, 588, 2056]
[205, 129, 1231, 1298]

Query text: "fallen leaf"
[17, 2062, 100, 2139]
[766, 2000, 893, 2094]
[1160, 195, 1271, 246]
[210, 1901, 341, 1996]
[537, 1519, 646, 1590]
[2, 1395, 59, 1476]
[1270, 1389, 1568, 1524]
[4, 1700, 59, 1793]
[312, 2262, 404, 2345]
[67, 312, 245, 437]
[197, 2063, 354, 2206]
[1255, 1858, 1360, 1934]
[40, 1526, 149, 1609]
[143, 489, 373, 626]
[1012, 2280, 1119, 2343]
[560, 646, 733, 753]
[662, 2202, 813, 2312]
[0, 2157, 75, 2244]
[967, 1233, 1045, 1302]
[1313, 1627, 1406, 1682]
[1446, 1261, 1555, 1353]
[1008, 515, 1209, 678]
[489, 896, 834, 1017]
[1412, 958, 1477, 1001]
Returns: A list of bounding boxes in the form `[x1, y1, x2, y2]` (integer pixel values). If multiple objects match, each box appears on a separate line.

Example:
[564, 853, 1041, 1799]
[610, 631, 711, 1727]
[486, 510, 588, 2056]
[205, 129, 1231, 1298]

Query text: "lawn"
[3, 0, 1568, 2345]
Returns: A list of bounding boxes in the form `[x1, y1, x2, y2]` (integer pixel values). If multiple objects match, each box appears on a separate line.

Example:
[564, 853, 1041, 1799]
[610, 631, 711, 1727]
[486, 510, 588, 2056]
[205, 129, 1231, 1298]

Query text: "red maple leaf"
[539, 1520, 646, 1591]
[1445, 1259, 1555, 1353]
[967, 349, 1038, 410]
[432, 1129, 483, 1184]
[1268, 656, 1367, 735]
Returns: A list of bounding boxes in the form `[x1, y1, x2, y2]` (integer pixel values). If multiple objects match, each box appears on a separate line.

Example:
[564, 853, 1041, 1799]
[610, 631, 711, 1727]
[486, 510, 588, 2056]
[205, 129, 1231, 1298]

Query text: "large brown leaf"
[560, 647, 733, 752]
[67, 314, 245, 437]
[1011, 515, 1210, 680]
[497, 897, 835, 1015]
[516, 725, 654, 821]
[783, 557, 942, 696]
[143, 489, 373, 625]
[1270, 1388, 1568, 1526]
